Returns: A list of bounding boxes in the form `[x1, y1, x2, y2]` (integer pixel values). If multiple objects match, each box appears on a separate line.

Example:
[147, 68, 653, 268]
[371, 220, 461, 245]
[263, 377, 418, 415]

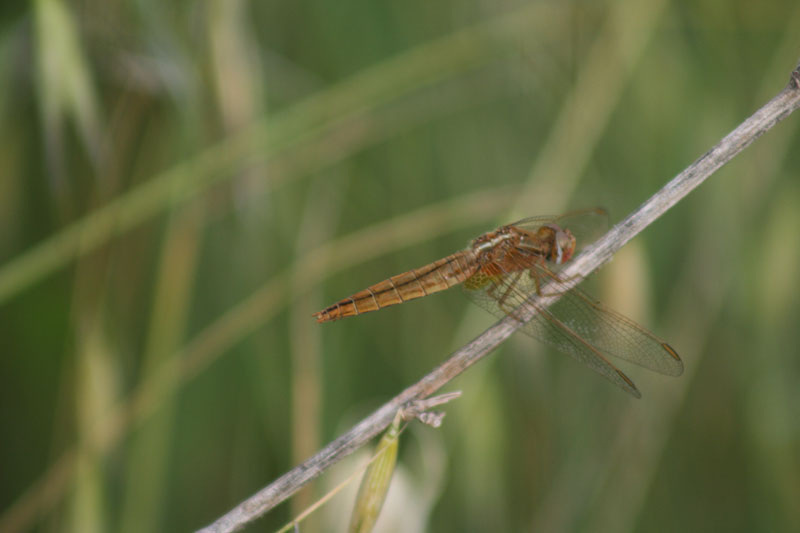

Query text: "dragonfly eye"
[554, 229, 577, 264]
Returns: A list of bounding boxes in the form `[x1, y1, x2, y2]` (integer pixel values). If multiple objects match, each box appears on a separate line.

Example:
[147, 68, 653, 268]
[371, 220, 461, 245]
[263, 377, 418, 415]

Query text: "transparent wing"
[463, 258, 682, 397]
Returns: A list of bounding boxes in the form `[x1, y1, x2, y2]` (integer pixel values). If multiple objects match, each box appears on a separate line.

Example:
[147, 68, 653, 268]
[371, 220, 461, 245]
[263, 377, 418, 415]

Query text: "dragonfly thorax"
[468, 223, 576, 272]
[470, 230, 517, 263]
[512, 224, 577, 265]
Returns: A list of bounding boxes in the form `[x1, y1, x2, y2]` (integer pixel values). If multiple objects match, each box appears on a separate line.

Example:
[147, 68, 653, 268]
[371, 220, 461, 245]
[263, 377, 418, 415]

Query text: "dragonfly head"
[550, 225, 576, 264]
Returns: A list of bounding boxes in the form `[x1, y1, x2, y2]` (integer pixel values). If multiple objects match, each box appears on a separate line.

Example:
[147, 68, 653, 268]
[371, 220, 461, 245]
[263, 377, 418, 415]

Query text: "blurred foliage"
[1, 0, 799, 532]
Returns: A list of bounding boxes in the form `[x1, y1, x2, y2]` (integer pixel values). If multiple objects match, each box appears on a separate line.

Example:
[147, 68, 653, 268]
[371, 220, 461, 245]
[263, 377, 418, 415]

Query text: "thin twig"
[196, 60, 800, 533]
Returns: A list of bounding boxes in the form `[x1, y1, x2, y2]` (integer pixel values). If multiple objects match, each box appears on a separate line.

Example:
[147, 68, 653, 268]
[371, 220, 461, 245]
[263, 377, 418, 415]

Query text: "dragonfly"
[313, 208, 683, 398]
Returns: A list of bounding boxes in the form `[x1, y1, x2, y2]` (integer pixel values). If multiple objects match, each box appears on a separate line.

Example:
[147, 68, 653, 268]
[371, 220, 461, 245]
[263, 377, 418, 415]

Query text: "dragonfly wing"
[463, 268, 642, 398]
[541, 277, 683, 376]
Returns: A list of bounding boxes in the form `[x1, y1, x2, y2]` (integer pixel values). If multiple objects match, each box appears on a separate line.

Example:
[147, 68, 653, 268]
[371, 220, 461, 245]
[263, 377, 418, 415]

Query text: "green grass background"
[1, 0, 799, 531]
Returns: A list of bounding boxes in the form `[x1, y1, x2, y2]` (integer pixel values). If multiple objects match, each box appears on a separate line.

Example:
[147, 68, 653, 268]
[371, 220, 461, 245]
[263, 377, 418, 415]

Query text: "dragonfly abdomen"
[313, 251, 477, 322]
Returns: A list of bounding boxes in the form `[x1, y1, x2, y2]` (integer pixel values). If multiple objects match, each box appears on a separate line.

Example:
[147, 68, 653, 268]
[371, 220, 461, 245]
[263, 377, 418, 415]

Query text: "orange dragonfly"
[314, 208, 683, 397]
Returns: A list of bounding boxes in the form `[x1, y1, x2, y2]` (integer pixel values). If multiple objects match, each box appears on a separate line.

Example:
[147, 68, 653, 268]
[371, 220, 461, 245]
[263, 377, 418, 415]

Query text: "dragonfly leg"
[556, 272, 582, 283]
[492, 272, 525, 320]
[526, 257, 548, 296]
[528, 266, 580, 298]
